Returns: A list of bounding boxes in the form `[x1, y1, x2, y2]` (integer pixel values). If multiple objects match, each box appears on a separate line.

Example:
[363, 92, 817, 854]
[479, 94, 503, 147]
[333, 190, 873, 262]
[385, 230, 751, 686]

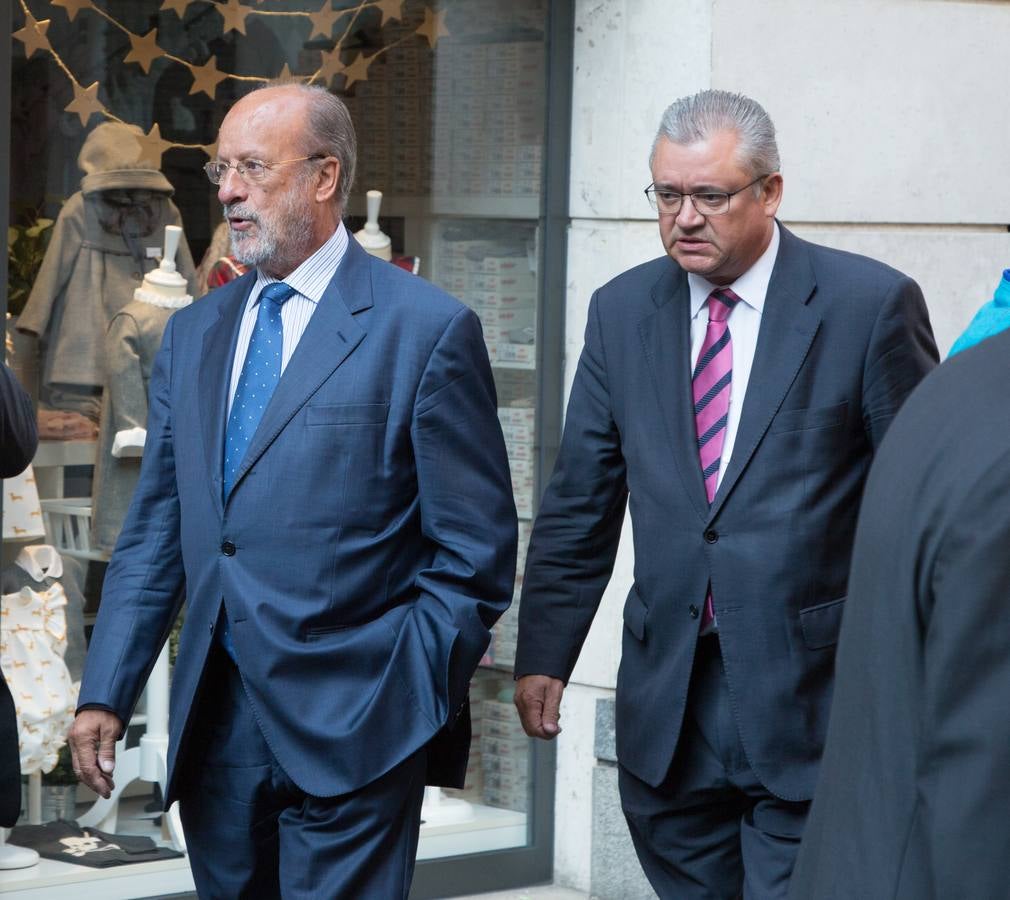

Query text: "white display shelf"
[346, 195, 539, 221]
[0, 799, 526, 897]
[0, 854, 194, 899]
[417, 802, 527, 860]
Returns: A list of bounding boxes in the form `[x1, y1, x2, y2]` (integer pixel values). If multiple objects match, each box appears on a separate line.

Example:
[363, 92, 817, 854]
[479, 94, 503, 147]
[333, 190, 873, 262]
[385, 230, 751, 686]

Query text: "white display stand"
[76, 644, 184, 851]
[420, 786, 474, 825]
[0, 831, 39, 870]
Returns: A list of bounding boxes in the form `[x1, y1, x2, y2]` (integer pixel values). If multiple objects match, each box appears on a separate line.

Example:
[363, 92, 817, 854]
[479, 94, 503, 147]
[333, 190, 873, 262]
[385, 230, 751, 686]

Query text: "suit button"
[704, 529, 718, 544]
[689, 605, 699, 619]
[221, 541, 236, 556]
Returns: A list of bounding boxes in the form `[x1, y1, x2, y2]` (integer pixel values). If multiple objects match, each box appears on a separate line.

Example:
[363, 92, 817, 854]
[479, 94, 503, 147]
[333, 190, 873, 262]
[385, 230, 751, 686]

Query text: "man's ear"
[315, 158, 340, 204]
[762, 172, 783, 217]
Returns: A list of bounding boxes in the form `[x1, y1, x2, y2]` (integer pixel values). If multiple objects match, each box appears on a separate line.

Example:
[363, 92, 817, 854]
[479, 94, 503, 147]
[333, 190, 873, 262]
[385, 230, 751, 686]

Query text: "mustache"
[223, 204, 259, 224]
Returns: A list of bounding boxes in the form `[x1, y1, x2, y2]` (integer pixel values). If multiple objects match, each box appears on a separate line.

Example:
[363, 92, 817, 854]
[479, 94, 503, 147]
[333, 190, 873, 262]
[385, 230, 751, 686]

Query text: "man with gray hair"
[69, 82, 517, 897]
[514, 89, 937, 896]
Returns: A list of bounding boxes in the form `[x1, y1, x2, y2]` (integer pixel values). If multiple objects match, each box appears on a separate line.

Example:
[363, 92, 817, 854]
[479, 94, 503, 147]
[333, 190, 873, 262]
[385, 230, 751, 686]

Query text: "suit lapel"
[710, 225, 821, 518]
[224, 240, 370, 500]
[640, 263, 709, 519]
[198, 272, 257, 518]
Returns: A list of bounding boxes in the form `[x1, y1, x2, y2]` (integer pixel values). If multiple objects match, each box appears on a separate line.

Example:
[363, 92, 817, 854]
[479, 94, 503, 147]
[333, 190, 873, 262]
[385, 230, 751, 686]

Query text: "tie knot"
[707, 288, 740, 323]
[260, 282, 296, 308]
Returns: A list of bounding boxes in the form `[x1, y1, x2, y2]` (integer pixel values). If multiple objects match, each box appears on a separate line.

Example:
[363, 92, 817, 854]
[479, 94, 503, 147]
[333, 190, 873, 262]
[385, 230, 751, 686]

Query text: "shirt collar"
[252, 221, 349, 305]
[688, 221, 781, 320]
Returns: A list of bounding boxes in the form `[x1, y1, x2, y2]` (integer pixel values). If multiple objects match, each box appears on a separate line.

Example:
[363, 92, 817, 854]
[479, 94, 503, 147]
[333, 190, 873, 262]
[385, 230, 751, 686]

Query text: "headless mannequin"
[90, 226, 192, 554]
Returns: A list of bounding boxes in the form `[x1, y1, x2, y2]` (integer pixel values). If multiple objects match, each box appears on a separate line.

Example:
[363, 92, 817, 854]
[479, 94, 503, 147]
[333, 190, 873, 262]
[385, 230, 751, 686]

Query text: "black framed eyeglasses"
[644, 174, 771, 216]
[204, 155, 326, 185]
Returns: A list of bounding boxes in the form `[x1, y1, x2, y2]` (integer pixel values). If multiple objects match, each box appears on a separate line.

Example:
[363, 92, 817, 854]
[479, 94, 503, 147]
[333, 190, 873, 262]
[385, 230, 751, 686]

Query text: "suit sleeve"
[862, 275, 938, 448]
[514, 290, 629, 682]
[919, 453, 1010, 896]
[411, 306, 518, 722]
[77, 315, 185, 723]
[0, 363, 37, 478]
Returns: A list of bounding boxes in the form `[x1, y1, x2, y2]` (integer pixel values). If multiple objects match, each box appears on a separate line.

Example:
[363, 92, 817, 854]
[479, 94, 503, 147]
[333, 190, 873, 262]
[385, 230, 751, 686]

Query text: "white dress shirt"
[688, 222, 780, 489]
[227, 222, 349, 416]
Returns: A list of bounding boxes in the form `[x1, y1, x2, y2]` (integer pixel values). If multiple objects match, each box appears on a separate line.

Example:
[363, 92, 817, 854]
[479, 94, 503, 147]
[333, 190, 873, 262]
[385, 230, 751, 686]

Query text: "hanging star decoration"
[216, 0, 252, 36]
[372, 0, 403, 27]
[135, 123, 176, 169]
[160, 0, 194, 18]
[276, 63, 303, 83]
[313, 51, 347, 88]
[50, 0, 91, 22]
[415, 7, 449, 49]
[64, 81, 104, 126]
[307, 1, 344, 40]
[123, 28, 163, 74]
[188, 56, 229, 99]
[12, 11, 50, 59]
[341, 53, 371, 89]
[15, 0, 446, 162]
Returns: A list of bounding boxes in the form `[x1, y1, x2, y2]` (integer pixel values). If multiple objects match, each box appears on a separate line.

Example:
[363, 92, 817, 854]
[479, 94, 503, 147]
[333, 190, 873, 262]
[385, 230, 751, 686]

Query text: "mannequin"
[90, 225, 193, 554]
[354, 190, 392, 260]
[17, 122, 197, 422]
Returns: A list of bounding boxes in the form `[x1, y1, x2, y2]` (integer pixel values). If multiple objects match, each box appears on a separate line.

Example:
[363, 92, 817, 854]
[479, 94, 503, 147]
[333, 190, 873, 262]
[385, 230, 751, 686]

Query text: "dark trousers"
[176, 645, 426, 900]
[619, 635, 810, 900]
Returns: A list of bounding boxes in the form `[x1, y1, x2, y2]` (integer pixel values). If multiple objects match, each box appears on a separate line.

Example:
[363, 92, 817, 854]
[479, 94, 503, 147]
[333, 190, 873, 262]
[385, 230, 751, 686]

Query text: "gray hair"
[651, 90, 780, 178]
[252, 81, 358, 211]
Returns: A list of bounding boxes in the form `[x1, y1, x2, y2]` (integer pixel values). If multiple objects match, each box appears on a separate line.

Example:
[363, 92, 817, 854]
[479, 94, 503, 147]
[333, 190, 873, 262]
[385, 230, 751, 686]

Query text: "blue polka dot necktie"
[218, 281, 295, 661]
[223, 281, 296, 499]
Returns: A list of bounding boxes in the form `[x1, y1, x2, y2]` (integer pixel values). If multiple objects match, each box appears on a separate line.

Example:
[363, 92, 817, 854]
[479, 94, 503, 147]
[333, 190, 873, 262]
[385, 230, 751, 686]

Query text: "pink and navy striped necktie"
[693, 287, 740, 630]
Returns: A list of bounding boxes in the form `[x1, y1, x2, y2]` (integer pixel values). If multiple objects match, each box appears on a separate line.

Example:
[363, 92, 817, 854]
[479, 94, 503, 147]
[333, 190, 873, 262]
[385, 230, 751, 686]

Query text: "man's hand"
[68, 710, 123, 798]
[514, 674, 565, 740]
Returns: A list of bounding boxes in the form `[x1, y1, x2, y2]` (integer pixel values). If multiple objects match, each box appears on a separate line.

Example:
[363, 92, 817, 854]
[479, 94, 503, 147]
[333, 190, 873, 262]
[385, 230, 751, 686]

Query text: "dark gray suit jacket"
[790, 327, 1010, 899]
[515, 224, 938, 800]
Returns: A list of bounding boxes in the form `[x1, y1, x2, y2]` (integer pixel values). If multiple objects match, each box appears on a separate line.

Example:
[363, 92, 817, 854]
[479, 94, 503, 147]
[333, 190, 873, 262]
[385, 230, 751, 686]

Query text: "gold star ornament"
[160, 0, 194, 18]
[13, 13, 51, 59]
[188, 56, 228, 100]
[51, 0, 92, 22]
[342, 53, 371, 89]
[136, 123, 175, 169]
[312, 51, 346, 88]
[415, 7, 449, 49]
[372, 0, 403, 27]
[64, 81, 104, 126]
[216, 0, 251, 36]
[308, 2, 343, 40]
[124, 28, 163, 74]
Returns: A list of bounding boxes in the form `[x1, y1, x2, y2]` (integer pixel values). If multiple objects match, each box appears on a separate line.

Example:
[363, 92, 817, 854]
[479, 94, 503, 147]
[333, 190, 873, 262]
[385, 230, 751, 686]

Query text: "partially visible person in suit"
[513, 89, 938, 898]
[0, 361, 38, 827]
[68, 82, 517, 898]
[789, 326, 1010, 898]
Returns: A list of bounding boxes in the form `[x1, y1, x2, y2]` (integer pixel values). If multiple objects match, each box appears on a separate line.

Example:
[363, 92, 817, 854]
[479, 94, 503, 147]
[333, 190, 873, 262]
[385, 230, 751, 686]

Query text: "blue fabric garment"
[948, 269, 1010, 358]
[223, 282, 296, 497]
[220, 281, 295, 660]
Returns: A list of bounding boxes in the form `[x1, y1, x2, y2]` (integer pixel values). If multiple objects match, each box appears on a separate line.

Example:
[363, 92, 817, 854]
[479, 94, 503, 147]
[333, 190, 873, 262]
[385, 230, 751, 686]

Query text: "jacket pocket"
[770, 401, 848, 434]
[623, 585, 648, 642]
[305, 402, 389, 426]
[799, 596, 846, 649]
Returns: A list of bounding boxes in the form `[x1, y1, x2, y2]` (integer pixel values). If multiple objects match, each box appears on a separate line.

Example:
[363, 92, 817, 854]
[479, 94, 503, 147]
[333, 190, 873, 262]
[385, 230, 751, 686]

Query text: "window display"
[6, 0, 565, 895]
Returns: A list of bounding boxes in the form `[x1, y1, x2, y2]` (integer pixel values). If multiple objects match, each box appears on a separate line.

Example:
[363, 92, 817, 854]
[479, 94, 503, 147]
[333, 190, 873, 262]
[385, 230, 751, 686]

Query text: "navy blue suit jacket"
[78, 238, 518, 803]
[515, 224, 937, 800]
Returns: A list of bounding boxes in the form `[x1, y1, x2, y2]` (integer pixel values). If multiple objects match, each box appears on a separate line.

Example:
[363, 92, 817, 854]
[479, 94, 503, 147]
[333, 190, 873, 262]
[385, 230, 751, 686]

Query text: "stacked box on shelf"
[470, 255, 537, 368]
[481, 699, 529, 812]
[491, 585, 521, 669]
[499, 405, 535, 518]
[430, 39, 545, 199]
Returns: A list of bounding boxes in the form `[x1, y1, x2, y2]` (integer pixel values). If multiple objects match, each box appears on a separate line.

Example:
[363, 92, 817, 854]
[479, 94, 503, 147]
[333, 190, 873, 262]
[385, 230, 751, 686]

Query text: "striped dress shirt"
[227, 222, 349, 417]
